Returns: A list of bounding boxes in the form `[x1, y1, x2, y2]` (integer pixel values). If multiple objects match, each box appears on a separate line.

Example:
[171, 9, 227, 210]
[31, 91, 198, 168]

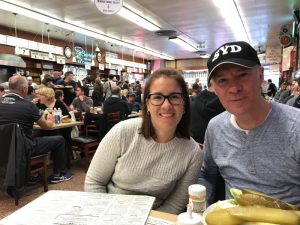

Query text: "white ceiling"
[0, 0, 299, 60]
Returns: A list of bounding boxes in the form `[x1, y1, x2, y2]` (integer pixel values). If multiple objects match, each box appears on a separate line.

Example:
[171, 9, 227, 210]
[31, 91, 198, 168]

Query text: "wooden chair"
[106, 111, 121, 131]
[0, 123, 48, 205]
[30, 154, 48, 193]
[71, 116, 101, 172]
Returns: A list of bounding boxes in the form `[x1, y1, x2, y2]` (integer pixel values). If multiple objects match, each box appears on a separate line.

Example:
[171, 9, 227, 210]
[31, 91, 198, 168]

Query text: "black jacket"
[0, 123, 32, 192]
[191, 90, 225, 143]
[103, 96, 130, 120]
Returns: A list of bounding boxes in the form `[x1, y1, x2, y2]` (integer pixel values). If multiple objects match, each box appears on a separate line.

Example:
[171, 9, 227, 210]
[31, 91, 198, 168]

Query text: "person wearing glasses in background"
[85, 69, 202, 214]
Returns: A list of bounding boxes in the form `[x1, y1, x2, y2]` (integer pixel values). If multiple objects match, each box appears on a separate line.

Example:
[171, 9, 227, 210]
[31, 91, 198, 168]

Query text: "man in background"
[191, 82, 224, 144]
[127, 92, 141, 113]
[192, 78, 202, 93]
[70, 86, 93, 113]
[267, 79, 277, 98]
[0, 74, 73, 186]
[61, 71, 77, 106]
[103, 86, 130, 120]
[52, 71, 63, 85]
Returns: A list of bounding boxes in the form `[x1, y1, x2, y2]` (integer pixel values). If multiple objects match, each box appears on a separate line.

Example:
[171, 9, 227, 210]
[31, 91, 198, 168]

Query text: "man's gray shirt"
[199, 102, 300, 206]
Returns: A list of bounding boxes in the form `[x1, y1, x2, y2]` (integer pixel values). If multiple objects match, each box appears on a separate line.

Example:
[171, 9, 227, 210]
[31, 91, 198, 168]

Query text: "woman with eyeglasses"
[85, 69, 203, 214]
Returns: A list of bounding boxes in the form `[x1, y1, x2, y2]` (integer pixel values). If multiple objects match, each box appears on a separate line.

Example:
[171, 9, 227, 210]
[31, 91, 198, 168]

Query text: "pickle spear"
[230, 188, 298, 210]
[227, 206, 299, 225]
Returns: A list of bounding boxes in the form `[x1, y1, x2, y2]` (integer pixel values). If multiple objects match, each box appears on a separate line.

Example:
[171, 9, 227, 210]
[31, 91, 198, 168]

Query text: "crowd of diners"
[0, 40, 299, 215]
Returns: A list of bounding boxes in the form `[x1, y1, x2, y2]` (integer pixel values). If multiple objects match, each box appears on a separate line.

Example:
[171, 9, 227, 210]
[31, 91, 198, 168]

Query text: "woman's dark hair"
[55, 90, 64, 100]
[140, 69, 191, 140]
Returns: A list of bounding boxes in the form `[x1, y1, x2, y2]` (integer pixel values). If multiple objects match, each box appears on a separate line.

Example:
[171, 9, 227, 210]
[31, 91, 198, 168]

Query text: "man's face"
[53, 72, 61, 79]
[211, 64, 264, 117]
[75, 88, 83, 97]
[128, 95, 135, 103]
[65, 74, 73, 82]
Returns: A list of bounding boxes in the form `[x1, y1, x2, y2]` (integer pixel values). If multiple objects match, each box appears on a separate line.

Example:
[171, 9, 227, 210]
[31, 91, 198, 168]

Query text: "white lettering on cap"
[212, 45, 242, 62]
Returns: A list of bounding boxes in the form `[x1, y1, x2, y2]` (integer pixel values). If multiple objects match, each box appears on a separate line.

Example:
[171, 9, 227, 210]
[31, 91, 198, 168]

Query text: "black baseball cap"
[207, 41, 261, 83]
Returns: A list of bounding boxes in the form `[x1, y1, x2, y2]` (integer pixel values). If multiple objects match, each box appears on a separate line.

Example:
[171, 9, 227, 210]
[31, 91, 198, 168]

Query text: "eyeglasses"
[148, 93, 184, 106]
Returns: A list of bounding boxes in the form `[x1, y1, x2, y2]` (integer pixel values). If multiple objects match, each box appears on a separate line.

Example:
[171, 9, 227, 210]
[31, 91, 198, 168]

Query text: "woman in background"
[85, 69, 202, 214]
[35, 87, 69, 116]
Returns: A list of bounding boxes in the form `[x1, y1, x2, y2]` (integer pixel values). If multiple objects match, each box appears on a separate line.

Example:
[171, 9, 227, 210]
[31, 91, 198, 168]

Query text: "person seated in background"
[0, 75, 73, 185]
[70, 86, 93, 113]
[34, 87, 69, 116]
[274, 81, 289, 102]
[0, 85, 5, 97]
[55, 90, 71, 112]
[85, 69, 203, 214]
[198, 41, 300, 207]
[127, 92, 141, 113]
[103, 86, 130, 120]
[279, 78, 300, 104]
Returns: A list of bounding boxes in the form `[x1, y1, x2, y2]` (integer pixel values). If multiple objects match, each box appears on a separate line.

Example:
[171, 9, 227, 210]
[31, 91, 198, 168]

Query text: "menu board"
[0, 190, 155, 225]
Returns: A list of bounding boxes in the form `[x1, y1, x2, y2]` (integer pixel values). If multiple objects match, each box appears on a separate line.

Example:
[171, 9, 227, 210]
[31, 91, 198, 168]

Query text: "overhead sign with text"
[95, 0, 123, 15]
[74, 47, 94, 65]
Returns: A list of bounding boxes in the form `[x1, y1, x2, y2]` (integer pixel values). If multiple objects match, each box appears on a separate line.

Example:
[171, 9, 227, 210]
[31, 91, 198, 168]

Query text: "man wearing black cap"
[198, 41, 300, 207]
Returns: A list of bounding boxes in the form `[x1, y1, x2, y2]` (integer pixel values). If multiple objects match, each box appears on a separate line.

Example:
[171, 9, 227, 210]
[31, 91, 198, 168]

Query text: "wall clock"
[96, 52, 102, 63]
[64, 46, 72, 59]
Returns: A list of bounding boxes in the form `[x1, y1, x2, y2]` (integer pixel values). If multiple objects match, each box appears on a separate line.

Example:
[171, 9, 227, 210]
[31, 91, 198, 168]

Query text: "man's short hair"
[128, 92, 136, 97]
[0, 85, 4, 92]
[64, 71, 74, 77]
[111, 86, 121, 95]
[9, 74, 27, 91]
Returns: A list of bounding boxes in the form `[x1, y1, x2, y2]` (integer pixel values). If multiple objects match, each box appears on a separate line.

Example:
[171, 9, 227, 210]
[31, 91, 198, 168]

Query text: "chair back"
[0, 123, 48, 205]
[106, 111, 121, 130]
[0, 123, 31, 188]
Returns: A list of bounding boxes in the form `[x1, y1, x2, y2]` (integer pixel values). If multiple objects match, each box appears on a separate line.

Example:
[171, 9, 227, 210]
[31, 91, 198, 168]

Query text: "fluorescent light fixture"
[0, 0, 173, 60]
[117, 6, 160, 31]
[213, 0, 251, 43]
[169, 36, 198, 52]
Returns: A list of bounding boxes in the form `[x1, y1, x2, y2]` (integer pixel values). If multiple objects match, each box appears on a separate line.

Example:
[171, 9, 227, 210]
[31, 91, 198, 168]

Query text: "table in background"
[33, 121, 83, 130]
[128, 111, 142, 118]
[33, 121, 84, 168]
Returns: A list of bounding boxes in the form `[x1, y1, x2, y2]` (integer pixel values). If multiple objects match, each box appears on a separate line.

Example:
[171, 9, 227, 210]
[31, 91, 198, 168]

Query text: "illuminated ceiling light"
[0, 1, 173, 60]
[213, 0, 251, 43]
[169, 36, 198, 52]
[117, 6, 160, 31]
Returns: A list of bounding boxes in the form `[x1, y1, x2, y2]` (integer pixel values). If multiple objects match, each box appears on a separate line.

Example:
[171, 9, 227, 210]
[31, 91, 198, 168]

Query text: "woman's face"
[36, 93, 47, 104]
[146, 77, 185, 137]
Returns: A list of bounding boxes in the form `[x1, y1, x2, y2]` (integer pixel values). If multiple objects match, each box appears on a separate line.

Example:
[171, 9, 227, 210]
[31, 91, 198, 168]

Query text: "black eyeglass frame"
[147, 92, 184, 106]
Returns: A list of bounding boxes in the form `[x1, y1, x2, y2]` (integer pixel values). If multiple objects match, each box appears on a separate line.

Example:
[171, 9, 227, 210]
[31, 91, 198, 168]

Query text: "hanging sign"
[15, 46, 30, 56]
[266, 46, 281, 64]
[94, 0, 123, 15]
[74, 47, 94, 65]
